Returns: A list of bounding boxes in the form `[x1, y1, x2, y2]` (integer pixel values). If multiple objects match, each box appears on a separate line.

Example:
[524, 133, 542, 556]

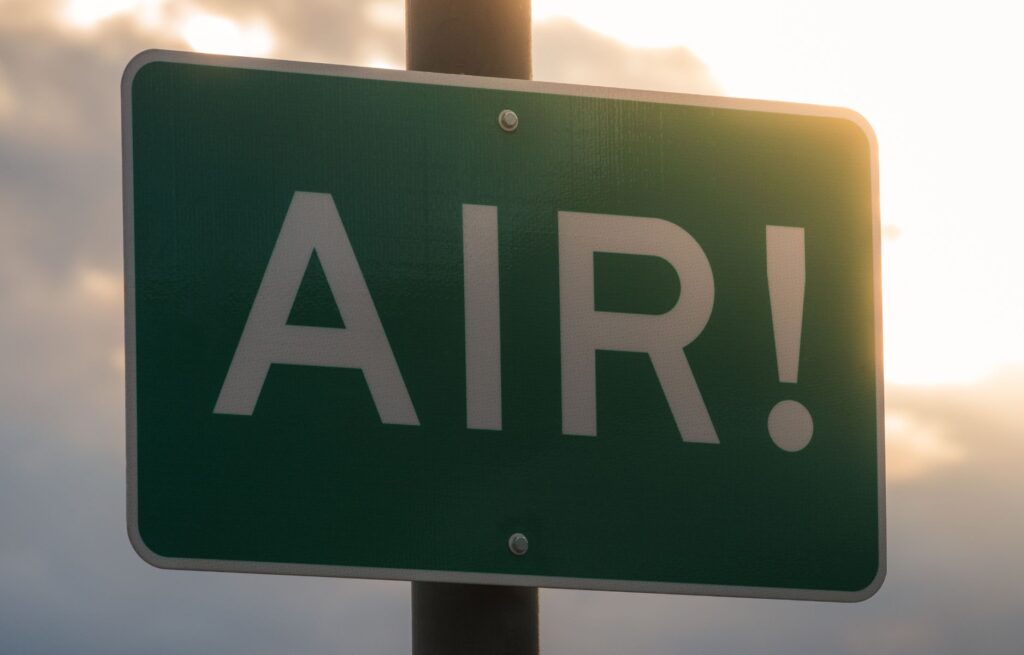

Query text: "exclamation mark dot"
[766, 226, 813, 452]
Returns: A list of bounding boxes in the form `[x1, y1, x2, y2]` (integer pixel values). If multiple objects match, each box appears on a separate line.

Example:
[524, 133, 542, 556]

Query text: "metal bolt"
[498, 109, 519, 132]
[508, 532, 529, 555]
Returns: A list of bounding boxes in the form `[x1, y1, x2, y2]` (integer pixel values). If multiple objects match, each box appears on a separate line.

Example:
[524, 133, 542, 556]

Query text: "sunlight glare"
[77, 267, 123, 306]
[181, 13, 273, 57]
[885, 410, 965, 483]
[111, 347, 126, 374]
[365, 1, 405, 30]
[364, 57, 401, 70]
[536, 0, 1024, 386]
[0, 66, 14, 120]
[63, 0, 165, 29]
[535, 0, 692, 48]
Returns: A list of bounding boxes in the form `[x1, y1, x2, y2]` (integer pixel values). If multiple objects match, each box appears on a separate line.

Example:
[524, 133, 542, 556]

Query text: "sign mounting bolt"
[508, 532, 529, 555]
[498, 109, 519, 132]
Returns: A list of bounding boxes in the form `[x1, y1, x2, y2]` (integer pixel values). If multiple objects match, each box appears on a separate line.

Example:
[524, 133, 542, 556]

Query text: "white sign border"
[123, 49, 885, 602]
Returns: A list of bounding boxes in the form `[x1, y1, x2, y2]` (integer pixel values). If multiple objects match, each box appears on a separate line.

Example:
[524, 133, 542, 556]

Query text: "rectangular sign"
[123, 50, 884, 600]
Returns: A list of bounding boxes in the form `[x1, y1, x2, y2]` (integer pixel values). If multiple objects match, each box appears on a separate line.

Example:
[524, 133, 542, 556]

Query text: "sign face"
[124, 50, 884, 601]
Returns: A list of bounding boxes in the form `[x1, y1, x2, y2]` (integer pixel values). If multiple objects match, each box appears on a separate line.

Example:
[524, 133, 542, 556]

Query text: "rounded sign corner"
[126, 516, 179, 572]
[843, 558, 887, 603]
[122, 50, 173, 96]
[832, 106, 880, 159]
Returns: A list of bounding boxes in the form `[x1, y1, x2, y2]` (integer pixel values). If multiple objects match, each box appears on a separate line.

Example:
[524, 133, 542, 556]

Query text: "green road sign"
[123, 50, 884, 601]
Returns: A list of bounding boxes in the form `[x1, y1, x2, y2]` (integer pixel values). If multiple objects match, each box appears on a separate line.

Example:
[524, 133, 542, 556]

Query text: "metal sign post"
[406, 2, 538, 653]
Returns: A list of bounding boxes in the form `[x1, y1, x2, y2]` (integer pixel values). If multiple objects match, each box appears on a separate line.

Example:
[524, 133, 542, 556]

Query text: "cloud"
[185, 0, 404, 65]
[534, 17, 718, 94]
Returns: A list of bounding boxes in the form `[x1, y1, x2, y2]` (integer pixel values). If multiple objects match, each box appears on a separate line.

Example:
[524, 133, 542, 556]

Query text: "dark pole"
[406, 0, 532, 80]
[412, 583, 539, 655]
[406, 1, 538, 654]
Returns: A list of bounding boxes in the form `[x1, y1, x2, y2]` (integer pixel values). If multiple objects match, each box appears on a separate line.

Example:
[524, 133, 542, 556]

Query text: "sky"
[1, 0, 1022, 653]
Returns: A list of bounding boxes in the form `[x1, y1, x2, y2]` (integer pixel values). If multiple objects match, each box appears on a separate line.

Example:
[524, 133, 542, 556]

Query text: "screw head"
[508, 532, 529, 556]
[498, 109, 519, 132]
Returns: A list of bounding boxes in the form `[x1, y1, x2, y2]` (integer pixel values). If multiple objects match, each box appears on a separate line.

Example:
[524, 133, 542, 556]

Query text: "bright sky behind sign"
[534, 0, 1024, 386]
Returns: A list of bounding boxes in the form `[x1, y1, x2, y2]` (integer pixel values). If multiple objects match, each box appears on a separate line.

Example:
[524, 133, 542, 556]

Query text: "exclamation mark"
[766, 226, 813, 452]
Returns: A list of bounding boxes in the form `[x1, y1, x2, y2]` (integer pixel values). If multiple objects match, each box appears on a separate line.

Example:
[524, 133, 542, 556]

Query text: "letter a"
[559, 211, 716, 443]
[214, 192, 418, 425]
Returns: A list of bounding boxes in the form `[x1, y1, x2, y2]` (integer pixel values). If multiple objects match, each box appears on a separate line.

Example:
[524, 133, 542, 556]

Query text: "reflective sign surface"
[124, 50, 884, 600]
